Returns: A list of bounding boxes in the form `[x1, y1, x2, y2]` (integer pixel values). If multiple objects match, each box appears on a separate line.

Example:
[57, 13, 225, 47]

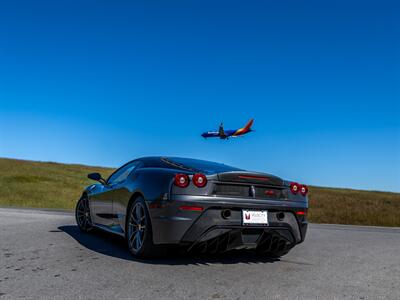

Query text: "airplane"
[201, 119, 254, 139]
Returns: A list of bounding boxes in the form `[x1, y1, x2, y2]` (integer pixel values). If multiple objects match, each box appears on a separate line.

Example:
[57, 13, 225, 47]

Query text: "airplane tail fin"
[243, 119, 254, 132]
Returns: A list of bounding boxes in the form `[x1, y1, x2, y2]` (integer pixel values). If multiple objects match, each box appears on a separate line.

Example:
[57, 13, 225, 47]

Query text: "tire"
[126, 197, 160, 258]
[75, 195, 93, 232]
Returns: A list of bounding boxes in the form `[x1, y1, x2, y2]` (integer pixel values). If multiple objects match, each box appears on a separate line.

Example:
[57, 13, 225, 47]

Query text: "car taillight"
[290, 182, 299, 194]
[179, 205, 204, 212]
[296, 209, 307, 216]
[300, 184, 308, 196]
[193, 173, 207, 188]
[290, 182, 308, 196]
[174, 174, 189, 188]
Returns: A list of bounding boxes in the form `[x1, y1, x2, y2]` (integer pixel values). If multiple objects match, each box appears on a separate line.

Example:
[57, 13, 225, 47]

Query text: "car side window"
[107, 161, 139, 185]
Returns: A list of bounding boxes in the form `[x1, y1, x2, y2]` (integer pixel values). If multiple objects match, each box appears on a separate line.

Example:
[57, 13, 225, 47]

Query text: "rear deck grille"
[214, 183, 287, 200]
[214, 184, 250, 197]
[254, 187, 286, 199]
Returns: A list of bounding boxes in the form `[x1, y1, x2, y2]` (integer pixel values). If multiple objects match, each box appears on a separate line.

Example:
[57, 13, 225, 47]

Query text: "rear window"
[161, 157, 242, 174]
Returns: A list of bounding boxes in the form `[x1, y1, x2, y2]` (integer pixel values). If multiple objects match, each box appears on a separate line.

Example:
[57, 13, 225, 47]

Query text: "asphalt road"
[1, 208, 399, 300]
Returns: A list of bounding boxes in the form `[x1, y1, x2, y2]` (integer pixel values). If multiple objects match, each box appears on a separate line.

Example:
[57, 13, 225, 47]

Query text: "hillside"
[0, 158, 113, 210]
[0, 157, 399, 227]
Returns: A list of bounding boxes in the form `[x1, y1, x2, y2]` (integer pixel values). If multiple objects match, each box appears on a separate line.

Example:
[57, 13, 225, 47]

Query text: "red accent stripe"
[179, 205, 204, 212]
[243, 119, 254, 131]
[296, 211, 306, 215]
[238, 175, 269, 181]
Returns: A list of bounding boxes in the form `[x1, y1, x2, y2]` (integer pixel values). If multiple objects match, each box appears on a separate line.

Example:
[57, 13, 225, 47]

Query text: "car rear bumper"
[149, 194, 308, 249]
[186, 226, 300, 254]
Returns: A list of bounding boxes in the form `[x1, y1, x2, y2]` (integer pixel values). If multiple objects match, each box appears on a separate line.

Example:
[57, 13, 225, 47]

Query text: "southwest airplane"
[201, 119, 254, 139]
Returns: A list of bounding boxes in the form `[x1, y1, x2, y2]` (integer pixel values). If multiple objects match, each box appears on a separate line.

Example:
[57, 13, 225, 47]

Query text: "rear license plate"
[242, 210, 268, 225]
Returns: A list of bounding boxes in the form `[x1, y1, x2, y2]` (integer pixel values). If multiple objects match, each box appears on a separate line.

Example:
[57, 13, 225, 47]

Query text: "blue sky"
[0, 0, 399, 192]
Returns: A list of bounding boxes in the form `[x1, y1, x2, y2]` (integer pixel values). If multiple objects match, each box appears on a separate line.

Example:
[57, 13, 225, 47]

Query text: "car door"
[110, 161, 142, 231]
[90, 162, 138, 227]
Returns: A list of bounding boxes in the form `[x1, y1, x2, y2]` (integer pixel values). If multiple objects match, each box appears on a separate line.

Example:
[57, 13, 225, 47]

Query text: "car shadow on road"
[58, 225, 280, 266]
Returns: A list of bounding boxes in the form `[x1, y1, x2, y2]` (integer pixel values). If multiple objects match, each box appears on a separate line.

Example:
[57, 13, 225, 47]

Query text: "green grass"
[0, 157, 399, 227]
[0, 158, 113, 210]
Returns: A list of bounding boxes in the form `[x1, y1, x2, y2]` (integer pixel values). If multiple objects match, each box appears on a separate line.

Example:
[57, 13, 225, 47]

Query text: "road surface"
[1, 208, 399, 299]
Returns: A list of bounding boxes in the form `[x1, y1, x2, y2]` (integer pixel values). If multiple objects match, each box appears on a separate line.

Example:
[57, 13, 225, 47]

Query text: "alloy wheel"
[76, 197, 92, 231]
[128, 203, 147, 252]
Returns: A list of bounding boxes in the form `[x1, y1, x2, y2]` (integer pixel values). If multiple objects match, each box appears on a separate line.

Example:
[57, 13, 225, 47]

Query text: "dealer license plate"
[242, 210, 268, 225]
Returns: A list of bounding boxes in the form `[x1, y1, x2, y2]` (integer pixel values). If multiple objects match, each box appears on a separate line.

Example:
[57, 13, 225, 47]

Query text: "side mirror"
[87, 173, 106, 184]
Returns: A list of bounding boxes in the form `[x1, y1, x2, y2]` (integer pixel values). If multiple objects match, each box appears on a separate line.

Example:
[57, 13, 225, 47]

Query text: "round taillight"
[174, 174, 189, 188]
[300, 184, 308, 196]
[290, 182, 299, 194]
[193, 173, 207, 188]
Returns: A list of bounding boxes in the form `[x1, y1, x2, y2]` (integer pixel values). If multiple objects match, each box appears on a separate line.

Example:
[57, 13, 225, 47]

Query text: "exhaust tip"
[277, 212, 285, 221]
[221, 209, 231, 219]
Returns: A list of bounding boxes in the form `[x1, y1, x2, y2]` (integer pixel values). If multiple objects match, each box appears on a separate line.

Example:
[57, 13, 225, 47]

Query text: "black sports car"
[76, 157, 308, 258]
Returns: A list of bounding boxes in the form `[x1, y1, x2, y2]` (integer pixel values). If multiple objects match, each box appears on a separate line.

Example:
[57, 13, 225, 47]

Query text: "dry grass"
[0, 158, 113, 210]
[1, 157, 399, 226]
[308, 186, 400, 227]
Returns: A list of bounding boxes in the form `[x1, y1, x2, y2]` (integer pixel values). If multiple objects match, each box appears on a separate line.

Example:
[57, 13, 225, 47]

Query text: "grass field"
[1, 157, 399, 227]
[0, 158, 113, 210]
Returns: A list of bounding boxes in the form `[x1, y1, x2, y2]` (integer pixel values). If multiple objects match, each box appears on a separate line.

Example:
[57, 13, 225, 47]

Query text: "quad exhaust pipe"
[221, 209, 231, 219]
[277, 212, 285, 221]
[221, 210, 285, 221]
